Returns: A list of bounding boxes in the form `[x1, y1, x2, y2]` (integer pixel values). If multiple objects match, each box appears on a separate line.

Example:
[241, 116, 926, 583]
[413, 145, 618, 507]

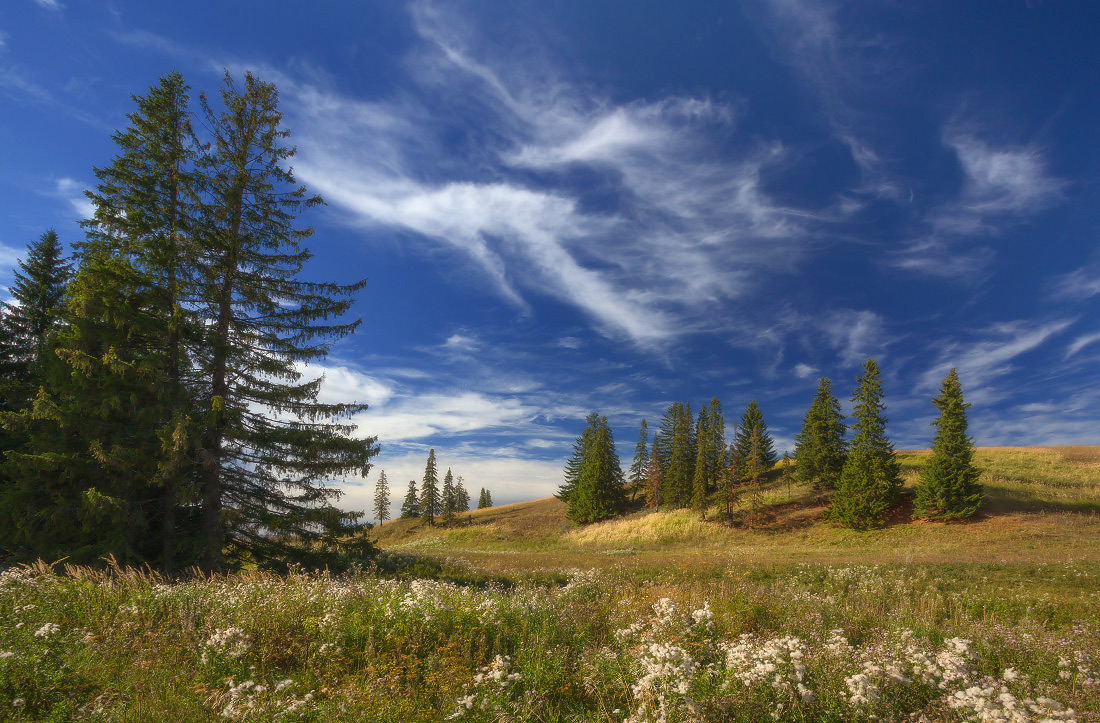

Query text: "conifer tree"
[193, 71, 377, 569]
[455, 476, 470, 513]
[440, 467, 456, 526]
[691, 407, 709, 519]
[830, 358, 901, 529]
[734, 401, 777, 474]
[0, 229, 72, 399]
[914, 369, 983, 520]
[794, 378, 846, 490]
[478, 488, 494, 509]
[746, 426, 764, 529]
[0, 230, 72, 554]
[400, 480, 420, 518]
[627, 419, 649, 502]
[373, 470, 390, 526]
[420, 449, 440, 524]
[656, 401, 695, 507]
[560, 412, 625, 523]
[703, 398, 727, 493]
[645, 441, 662, 511]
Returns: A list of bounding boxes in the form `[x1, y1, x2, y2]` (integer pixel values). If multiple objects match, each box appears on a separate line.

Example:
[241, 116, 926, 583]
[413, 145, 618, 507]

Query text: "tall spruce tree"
[830, 358, 901, 529]
[914, 369, 983, 520]
[734, 401, 777, 474]
[373, 470, 390, 526]
[627, 419, 649, 502]
[703, 398, 727, 494]
[194, 71, 377, 569]
[420, 449, 440, 524]
[793, 378, 847, 490]
[400, 480, 420, 518]
[560, 412, 624, 523]
[440, 467, 456, 526]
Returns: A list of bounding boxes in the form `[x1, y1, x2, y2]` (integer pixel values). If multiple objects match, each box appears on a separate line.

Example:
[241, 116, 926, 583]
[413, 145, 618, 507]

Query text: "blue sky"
[2, 0, 1098, 515]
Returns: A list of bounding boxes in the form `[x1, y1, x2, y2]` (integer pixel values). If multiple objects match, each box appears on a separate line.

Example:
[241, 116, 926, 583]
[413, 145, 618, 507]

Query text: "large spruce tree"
[559, 412, 624, 523]
[830, 358, 901, 529]
[734, 401, 777, 474]
[440, 467, 456, 526]
[793, 378, 847, 490]
[194, 71, 377, 569]
[913, 369, 983, 520]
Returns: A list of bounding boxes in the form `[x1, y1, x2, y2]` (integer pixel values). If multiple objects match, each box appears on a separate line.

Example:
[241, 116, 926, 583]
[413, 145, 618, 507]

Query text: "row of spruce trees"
[0, 72, 379, 572]
[379, 449, 494, 527]
[558, 358, 983, 529]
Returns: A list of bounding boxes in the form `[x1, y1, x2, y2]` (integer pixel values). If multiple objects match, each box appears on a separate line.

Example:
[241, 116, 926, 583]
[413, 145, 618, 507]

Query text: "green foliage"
[645, 440, 662, 511]
[421, 449, 440, 524]
[914, 369, 984, 520]
[734, 401, 777, 475]
[656, 401, 695, 507]
[400, 479, 420, 518]
[373, 470, 391, 525]
[794, 377, 847, 490]
[454, 476, 470, 513]
[559, 412, 625, 523]
[477, 488, 493, 509]
[830, 359, 901, 529]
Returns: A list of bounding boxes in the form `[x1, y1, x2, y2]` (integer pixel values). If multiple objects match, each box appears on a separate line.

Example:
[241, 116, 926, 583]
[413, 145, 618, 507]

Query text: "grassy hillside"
[373, 446, 1100, 570]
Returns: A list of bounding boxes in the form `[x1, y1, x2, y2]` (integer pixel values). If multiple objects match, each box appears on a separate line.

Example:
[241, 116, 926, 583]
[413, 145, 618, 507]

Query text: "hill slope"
[371, 446, 1100, 569]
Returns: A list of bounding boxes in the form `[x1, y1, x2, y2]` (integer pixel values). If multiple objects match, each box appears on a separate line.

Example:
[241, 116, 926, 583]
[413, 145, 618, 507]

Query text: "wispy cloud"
[918, 318, 1074, 404]
[272, 2, 819, 349]
[793, 362, 818, 379]
[54, 177, 93, 218]
[0, 242, 22, 275]
[1049, 261, 1100, 301]
[1065, 331, 1100, 359]
[820, 309, 888, 366]
[33, 0, 63, 12]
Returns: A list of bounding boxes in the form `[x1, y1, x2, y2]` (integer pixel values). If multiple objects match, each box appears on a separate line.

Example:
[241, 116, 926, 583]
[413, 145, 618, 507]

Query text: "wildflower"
[12, 698, 25, 708]
[34, 622, 61, 638]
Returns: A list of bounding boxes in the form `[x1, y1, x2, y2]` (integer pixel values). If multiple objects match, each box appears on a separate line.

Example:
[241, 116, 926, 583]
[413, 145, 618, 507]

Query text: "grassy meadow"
[1, 446, 1098, 720]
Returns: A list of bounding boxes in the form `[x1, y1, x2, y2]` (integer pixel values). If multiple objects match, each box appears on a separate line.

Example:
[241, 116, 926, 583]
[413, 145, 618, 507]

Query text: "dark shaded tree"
[477, 487, 493, 509]
[914, 368, 983, 520]
[830, 359, 901, 529]
[794, 378, 847, 490]
[645, 441, 662, 511]
[655, 401, 695, 507]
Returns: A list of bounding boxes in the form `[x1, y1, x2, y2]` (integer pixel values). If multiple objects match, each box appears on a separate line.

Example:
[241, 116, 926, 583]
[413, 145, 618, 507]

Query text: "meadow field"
[1, 446, 1098, 721]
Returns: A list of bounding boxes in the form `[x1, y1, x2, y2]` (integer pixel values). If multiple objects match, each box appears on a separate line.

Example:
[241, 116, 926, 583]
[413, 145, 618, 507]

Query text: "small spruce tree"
[455, 476, 470, 513]
[914, 369, 983, 520]
[830, 358, 901, 529]
[735, 401, 777, 474]
[560, 412, 625, 523]
[794, 377, 847, 490]
[373, 470, 390, 526]
[400, 480, 420, 518]
[440, 467, 456, 526]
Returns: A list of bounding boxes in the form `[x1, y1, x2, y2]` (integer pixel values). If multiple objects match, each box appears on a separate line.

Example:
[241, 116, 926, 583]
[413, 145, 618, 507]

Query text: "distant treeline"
[558, 359, 983, 529]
